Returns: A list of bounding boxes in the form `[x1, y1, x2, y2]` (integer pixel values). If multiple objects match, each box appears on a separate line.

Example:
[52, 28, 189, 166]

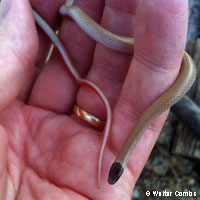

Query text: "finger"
[30, 0, 65, 66]
[0, 125, 7, 200]
[18, 0, 66, 101]
[18, 67, 40, 102]
[29, 0, 105, 113]
[76, 0, 138, 120]
[0, 0, 38, 111]
[111, 0, 188, 184]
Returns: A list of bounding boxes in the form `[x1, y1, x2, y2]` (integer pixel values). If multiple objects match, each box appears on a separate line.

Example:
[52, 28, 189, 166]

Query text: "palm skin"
[0, 0, 188, 199]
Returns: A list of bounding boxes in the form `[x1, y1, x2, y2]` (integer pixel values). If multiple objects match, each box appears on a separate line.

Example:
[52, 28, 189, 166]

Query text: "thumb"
[0, 0, 38, 111]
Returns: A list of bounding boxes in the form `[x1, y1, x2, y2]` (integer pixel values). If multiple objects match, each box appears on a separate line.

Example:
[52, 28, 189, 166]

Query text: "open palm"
[0, 0, 188, 199]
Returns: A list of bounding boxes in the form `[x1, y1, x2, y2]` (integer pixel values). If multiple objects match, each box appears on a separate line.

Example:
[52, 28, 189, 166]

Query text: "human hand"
[0, 0, 188, 199]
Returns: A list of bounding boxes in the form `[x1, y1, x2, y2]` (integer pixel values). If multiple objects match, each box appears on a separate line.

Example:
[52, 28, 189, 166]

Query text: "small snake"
[33, 1, 196, 187]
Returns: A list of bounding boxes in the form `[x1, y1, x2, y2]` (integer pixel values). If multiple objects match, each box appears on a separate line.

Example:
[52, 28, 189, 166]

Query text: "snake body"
[33, 2, 196, 186]
[33, 10, 112, 187]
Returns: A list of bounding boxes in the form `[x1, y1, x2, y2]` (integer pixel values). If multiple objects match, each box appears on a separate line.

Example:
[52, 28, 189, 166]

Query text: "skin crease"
[0, 0, 188, 199]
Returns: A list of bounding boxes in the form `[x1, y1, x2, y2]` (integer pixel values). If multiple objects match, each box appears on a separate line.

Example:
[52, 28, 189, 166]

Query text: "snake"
[32, 1, 196, 187]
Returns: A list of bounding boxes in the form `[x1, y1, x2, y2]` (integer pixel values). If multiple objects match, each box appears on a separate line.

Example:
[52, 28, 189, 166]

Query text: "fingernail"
[0, 0, 12, 20]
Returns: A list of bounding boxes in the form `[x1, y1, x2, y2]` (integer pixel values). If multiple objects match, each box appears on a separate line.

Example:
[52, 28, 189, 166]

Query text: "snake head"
[108, 162, 124, 185]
